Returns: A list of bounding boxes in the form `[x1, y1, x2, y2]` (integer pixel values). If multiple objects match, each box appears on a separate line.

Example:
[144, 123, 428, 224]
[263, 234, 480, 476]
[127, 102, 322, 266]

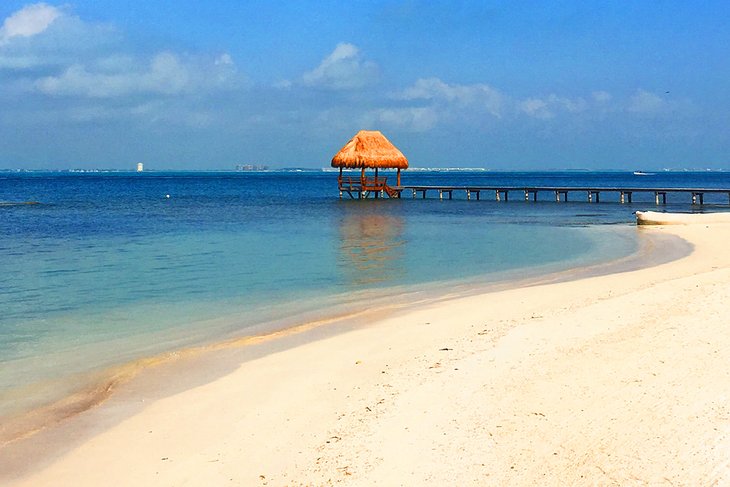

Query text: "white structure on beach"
[136, 163, 144, 172]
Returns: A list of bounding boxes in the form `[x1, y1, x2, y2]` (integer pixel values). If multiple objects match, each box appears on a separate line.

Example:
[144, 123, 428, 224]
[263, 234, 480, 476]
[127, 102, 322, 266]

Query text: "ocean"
[1, 169, 729, 424]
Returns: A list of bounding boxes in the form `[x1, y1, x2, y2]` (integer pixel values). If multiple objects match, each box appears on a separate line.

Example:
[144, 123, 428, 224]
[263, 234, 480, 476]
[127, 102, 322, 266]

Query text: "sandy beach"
[4, 218, 730, 486]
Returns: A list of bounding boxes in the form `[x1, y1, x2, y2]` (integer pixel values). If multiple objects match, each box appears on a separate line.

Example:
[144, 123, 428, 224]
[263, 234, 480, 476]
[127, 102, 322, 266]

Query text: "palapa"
[331, 130, 408, 169]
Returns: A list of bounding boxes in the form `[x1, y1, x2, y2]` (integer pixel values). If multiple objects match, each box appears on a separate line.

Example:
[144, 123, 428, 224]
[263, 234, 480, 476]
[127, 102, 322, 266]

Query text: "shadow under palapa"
[337, 208, 406, 287]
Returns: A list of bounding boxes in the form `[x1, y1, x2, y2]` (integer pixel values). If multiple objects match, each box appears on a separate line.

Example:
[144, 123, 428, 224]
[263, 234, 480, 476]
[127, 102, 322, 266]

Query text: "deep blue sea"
[1, 169, 729, 420]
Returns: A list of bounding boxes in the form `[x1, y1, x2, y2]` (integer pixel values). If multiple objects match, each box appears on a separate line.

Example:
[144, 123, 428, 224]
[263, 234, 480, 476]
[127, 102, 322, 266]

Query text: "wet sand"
[5, 219, 730, 485]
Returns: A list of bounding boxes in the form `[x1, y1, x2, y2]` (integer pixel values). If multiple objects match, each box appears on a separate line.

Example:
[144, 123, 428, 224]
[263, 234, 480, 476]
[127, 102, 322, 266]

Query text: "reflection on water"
[337, 207, 406, 286]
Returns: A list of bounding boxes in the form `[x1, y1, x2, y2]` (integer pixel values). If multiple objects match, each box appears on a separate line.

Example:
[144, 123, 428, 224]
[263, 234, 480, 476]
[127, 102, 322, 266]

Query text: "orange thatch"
[331, 130, 408, 169]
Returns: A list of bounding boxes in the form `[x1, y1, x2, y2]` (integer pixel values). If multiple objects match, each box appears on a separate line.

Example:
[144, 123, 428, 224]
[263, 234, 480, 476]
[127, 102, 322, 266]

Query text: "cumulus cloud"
[302, 43, 378, 90]
[628, 89, 666, 114]
[34, 51, 238, 97]
[0, 2, 245, 135]
[215, 53, 233, 66]
[398, 77, 503, 117]
[519, 98, 552, 119]
[518, 94, 588, 119]
[363, 107, 438, 132]
[374, 77, 504, 130]
[592, 91, 612, 103]
[0, 2, 61, 44]
[0, 3, 240, 98]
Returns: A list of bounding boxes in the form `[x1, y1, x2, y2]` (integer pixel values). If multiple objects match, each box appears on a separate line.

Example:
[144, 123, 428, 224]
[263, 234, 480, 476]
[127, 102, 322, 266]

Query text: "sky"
[0, 0, 729, 170]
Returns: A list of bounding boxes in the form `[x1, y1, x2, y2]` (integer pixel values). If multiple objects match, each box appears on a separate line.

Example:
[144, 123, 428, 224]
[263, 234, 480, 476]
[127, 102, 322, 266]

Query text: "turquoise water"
[1, 170, 727, 420]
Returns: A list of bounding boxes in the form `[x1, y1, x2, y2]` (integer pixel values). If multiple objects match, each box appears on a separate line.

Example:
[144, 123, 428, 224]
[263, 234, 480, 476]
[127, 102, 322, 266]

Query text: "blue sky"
[1, 1, 728, 170]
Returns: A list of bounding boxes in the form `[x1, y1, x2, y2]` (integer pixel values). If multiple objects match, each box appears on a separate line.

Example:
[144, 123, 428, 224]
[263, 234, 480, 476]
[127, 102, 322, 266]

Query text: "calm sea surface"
[1, 170, 729, 418]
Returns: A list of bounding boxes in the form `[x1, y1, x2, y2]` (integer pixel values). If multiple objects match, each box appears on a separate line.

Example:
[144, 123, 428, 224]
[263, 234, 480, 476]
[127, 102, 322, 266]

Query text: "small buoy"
[165, 194, 170, 199]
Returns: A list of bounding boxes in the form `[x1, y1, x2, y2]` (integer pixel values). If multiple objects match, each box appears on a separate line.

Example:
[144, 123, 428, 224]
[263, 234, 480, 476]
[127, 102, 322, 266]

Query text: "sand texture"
[5, 220, 730, 486]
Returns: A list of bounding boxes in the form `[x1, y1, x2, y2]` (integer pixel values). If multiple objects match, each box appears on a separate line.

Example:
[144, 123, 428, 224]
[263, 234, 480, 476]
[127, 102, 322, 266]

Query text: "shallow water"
[0, 170, 727, 419]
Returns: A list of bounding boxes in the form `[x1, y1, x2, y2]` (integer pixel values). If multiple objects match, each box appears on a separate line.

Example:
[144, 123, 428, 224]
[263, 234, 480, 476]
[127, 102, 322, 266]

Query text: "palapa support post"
[397, 169, 401, 186]
[338, 168, 343, 199]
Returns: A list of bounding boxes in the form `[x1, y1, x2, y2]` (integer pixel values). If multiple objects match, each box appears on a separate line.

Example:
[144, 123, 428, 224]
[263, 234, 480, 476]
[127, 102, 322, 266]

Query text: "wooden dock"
[338, 175, 401, 199]
[369, 185, 730, 205]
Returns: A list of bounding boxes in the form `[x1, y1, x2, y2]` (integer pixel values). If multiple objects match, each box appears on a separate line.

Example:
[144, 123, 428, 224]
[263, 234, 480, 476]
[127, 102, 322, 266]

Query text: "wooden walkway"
[395, 186, 730, 205]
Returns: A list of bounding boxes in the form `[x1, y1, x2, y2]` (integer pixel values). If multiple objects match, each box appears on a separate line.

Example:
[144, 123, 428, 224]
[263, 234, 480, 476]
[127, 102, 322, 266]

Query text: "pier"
[329, 131, 729, 205]
[389, 185, 730, 205]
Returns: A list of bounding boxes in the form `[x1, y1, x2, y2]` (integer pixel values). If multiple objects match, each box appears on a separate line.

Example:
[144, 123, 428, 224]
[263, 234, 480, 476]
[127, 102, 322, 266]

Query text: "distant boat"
[633, 171, 654, 176]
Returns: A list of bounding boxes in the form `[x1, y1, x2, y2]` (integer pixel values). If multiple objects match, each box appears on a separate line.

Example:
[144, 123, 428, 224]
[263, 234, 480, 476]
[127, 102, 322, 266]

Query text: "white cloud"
[364, 107, 438, 132]
[34, 51, 238, 98]
[398, 77, 503, 117]
[0, 54, 43, 69]
[0, 3, 61, 44]
[519, 98, 552, 119]
[302, 42, 378, 90]
[592, 90, 612, 103]
[215, 53, 233, 66]
[518, 94, 588, 119]
[273, 79, 292, 89]
[628, 89, 666, 114]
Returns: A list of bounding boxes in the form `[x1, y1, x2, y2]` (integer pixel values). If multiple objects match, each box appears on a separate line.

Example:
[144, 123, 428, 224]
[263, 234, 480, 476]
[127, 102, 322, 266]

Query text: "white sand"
[6, 220, 730, 486]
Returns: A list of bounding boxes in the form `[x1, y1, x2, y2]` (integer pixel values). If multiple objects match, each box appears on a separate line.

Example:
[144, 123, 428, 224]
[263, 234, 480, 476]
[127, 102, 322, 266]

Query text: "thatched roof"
[331, 130, 408, 169]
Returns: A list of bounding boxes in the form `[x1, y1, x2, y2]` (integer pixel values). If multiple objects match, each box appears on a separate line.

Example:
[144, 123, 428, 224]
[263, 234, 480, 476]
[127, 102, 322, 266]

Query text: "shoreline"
[4, 221, 727, 484]
[0, 225, 643, 449]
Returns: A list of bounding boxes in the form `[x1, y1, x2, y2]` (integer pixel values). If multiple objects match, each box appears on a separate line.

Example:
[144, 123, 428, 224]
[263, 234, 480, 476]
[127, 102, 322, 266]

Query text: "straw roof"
[331, 130, 409, 169]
